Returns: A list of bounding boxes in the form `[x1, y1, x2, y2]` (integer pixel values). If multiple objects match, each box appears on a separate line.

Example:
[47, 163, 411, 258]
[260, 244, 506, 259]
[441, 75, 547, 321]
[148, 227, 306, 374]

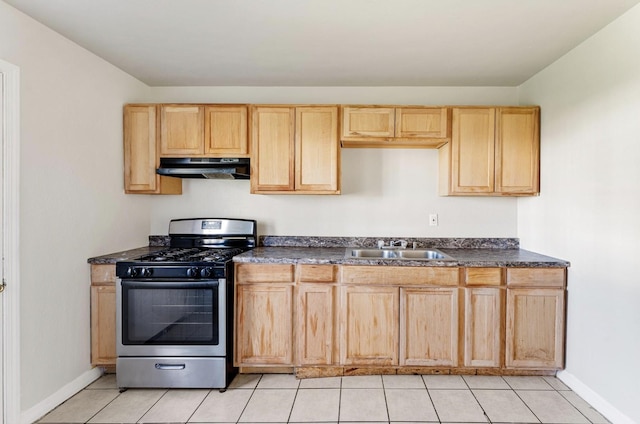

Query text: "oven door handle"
[155, 363, 186, 371]
[121, 279, 221, 290]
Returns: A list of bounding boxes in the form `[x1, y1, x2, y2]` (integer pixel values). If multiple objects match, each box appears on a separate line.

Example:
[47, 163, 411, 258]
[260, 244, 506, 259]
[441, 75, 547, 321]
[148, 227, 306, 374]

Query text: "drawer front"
[91, 264, 116, 285]
[235, 264, 294, 283]
[342, 266, 459, 286]
[465, 267, 503, 286]
[507, 268, 566, 288]
[298, 265, 338, 283]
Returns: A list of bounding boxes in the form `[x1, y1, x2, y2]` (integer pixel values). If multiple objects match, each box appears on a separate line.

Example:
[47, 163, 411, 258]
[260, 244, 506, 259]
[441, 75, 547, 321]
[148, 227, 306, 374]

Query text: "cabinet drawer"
[235, 264, 294, 283]
[465, 267, 503, 286]
[298, 265, 338, 283]
[341, 266, 459, 286]
[507, 268, 566, 288]
[342, 107, 395, 138]
[91, 264, 116, 285]
[395, 107, 449, 138]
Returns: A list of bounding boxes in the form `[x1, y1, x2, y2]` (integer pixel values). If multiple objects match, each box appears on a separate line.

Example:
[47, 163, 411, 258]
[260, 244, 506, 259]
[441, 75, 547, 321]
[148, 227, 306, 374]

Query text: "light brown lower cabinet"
[228, 264, 567, 373]
[235, 283, 294, 366]
[400, 287, 458, 366]
[234, 264, 295, 366]
[90, 264, 117, 368]
[296, 284, 336, 365]
[506, 287, 565, 369]
[90, 262, 566, 373]
[340, 285, 399, 365]
[464, 287, 503, 367]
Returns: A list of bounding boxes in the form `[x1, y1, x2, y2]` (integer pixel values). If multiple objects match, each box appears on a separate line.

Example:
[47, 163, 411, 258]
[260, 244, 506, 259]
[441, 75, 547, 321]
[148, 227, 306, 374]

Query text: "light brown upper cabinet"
[123, 104, 182, 194]
[159, 104, 249, 158]
[438, 107, 540, 196]
[251, 105, 340, 194]
[204, 106, 249, 156]
[160, 105, 205, 156]
[341, 106, 450, 148]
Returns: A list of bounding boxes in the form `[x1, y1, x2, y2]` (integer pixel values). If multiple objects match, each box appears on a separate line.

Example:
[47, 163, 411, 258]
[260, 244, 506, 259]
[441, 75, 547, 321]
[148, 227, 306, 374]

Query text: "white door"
[0, 59, 20, 424]
[0, 70, 4, 424]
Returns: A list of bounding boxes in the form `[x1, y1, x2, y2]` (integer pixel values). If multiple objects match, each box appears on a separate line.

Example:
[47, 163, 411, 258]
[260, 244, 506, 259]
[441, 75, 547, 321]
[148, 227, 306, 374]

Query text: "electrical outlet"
[429, 214, 438, 226]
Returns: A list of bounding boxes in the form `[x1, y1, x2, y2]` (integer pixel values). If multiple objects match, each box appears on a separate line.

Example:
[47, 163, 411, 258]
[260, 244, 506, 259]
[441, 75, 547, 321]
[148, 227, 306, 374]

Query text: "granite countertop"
[87, 246, 167, 264]
[87, 236, 570, 267]
[233, 246, 569, 267]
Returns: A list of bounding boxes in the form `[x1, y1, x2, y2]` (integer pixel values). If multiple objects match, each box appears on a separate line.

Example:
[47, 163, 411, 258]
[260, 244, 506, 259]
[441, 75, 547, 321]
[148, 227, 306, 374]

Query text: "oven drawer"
[117, 357, 232, 388]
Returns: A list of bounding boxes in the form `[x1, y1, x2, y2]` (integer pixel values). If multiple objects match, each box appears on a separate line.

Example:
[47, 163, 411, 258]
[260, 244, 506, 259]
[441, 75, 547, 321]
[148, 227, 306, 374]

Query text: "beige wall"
[6, 0, 639, 421]
[518, 4, 640, 423]
[147, 86, 521, 237]
[0, 1, 152, 416]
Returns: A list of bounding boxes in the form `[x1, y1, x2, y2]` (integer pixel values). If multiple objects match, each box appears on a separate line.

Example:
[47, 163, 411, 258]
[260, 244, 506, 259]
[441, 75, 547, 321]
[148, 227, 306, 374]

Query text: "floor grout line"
[36, 374, 609, 424]
[235, 374, 262, 424]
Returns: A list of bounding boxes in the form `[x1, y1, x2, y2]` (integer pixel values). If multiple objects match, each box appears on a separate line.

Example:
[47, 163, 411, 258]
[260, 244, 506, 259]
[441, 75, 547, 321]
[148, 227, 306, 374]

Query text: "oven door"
[116, 278, 226, 357]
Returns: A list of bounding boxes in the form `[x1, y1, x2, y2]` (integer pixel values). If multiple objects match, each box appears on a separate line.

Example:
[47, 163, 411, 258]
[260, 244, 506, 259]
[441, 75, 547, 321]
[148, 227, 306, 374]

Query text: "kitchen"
[1, 1, 639, 424]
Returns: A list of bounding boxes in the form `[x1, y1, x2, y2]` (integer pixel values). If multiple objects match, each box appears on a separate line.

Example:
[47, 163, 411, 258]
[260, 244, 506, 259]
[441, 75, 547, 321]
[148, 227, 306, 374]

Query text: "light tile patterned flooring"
[37, 373, 609, 424]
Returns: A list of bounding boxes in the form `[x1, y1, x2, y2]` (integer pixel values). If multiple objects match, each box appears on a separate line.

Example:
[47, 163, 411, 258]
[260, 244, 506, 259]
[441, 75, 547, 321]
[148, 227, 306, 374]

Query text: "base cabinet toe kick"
[234, 264, 567, 375]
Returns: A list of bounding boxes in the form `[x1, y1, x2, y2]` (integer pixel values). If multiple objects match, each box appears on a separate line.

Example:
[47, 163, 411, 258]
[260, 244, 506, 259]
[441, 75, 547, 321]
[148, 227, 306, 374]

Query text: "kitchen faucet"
[377, 239, 408, 249]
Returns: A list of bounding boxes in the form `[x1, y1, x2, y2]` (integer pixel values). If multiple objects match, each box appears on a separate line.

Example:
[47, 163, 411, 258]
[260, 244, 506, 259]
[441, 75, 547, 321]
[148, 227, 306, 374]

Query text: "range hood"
[157, 158, 250, 179]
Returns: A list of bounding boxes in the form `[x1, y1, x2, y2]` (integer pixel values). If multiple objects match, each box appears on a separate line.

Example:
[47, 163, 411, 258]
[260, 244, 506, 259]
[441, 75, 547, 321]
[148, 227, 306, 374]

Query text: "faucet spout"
[390, 240, 408, 249]
[377, 239, 409, 249]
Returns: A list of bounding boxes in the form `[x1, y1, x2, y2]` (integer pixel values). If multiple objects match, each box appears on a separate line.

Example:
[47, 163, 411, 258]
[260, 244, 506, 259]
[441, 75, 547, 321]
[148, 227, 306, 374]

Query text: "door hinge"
[0, 278, 6, 293]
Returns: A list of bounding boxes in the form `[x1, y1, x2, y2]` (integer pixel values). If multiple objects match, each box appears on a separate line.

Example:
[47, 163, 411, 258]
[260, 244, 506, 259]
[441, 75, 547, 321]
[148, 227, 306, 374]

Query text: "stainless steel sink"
[345, 248, 453, 261]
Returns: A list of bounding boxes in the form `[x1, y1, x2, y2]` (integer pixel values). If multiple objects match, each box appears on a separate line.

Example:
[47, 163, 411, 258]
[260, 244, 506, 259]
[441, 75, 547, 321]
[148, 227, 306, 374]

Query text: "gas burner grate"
[137, 247, 247, 264]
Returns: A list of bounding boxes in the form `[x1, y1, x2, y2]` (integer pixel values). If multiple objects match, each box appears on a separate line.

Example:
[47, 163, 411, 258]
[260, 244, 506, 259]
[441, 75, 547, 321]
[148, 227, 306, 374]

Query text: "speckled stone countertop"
[259, 236, 520, 249]
[87, 246, 168, 264]
[87, 236, 569, 267]
[233, 247, 569, 267]
[235, 237, 570, 268]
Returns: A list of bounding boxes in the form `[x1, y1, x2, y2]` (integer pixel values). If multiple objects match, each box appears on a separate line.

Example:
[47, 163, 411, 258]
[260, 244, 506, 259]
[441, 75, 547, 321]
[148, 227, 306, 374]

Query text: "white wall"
[518, 4, 640, 423]
[0, 1, 153, 415]
[147, 87, 521, 236]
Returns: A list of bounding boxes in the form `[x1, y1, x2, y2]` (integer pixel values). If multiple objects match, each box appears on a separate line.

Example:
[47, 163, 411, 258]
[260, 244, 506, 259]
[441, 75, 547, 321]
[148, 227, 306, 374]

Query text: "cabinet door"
[340, 285, 398, 365]
[342, 107, 395, 138]
[296, 284, 336, 365]
[295, 107, 340, 193]
[495, 107, 540, 194]
[506, 288, 565, 369]
[123, 105, 182, 194]
[464, 287, 503, 367]
[251, 107, 295, 192]
[400, 287, 458, 366]
[395, 107, 448, 138]
[91, 285, 116, 367]
[204, 105, 249, 157]
[236, 284, 294, 365]
[450, 108, 496, 194]
[160, 105, 204, 156]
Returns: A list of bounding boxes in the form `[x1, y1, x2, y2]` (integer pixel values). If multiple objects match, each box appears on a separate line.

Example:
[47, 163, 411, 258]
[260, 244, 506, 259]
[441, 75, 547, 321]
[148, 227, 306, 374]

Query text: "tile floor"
[36, 373, 609, 424]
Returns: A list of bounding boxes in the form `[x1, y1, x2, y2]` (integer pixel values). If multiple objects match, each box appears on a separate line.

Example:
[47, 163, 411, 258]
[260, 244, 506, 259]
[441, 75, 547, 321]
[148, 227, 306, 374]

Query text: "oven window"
[122, 282, 219, 345]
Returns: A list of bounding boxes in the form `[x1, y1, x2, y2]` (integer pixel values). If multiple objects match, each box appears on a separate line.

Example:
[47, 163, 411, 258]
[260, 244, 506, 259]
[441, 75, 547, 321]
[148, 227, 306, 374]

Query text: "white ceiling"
[5, 0, 640, 87]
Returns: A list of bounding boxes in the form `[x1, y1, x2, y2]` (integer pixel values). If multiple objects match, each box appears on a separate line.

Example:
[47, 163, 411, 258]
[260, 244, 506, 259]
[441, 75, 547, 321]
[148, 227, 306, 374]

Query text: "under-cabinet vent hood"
[157, 158, 250, 179]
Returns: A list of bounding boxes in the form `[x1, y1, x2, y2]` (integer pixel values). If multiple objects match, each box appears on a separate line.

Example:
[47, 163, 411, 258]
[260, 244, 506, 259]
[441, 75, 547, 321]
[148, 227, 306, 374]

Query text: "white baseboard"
[20, 368, 103, 424]
[557, 370, 637, 424]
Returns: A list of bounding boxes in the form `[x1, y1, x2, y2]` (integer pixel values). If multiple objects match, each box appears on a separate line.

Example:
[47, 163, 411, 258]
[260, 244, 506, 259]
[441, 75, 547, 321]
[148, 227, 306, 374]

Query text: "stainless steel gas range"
[115, 218, 256, 389]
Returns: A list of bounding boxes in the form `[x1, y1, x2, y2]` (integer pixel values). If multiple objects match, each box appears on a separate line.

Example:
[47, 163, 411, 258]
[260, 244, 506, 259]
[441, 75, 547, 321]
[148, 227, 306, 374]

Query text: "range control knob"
[140, 268, 152, 278]
[186, 267, 200, 278]
[200, 267, 214, 278]
[126, 267, 138, 278]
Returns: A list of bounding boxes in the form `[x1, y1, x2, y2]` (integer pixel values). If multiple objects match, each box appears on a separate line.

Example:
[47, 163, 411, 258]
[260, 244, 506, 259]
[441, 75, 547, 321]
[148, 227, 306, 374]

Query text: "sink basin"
[345, 248, 453, 261]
